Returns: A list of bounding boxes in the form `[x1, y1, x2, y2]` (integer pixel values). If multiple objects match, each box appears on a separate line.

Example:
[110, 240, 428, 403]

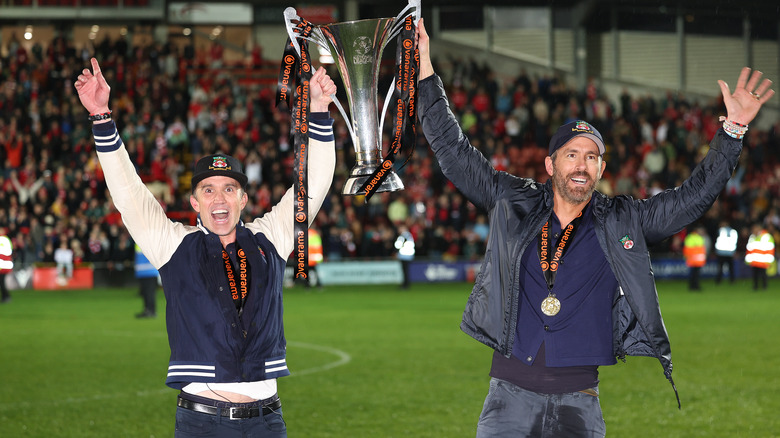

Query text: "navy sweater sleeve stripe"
[91, 121, 122, 152]
[308, 112, 334, 142]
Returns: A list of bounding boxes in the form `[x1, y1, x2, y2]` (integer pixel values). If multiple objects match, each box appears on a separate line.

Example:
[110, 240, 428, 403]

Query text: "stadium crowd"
[1, 33, 779, 280]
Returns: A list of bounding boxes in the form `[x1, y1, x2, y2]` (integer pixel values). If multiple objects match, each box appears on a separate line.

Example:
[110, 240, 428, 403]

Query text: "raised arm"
[249, 67, 337, 257]
[74, 58, 189, 269]
[415, 19, 510, 212]
[640, 68, 775, 243]
[418, 18, 435, 80]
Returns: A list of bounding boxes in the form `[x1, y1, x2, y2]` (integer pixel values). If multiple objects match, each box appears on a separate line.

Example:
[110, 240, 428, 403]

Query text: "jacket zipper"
[505, 205, 553, 356]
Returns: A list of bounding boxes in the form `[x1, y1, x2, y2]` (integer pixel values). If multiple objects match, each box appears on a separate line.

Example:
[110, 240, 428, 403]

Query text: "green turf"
[0, 279, 778, 437]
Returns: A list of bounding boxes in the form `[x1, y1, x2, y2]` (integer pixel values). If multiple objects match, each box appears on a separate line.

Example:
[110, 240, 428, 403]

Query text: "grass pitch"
[0, 279, 778, 437]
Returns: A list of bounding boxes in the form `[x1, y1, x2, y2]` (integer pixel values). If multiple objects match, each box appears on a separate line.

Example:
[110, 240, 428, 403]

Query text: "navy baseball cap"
[191, 154, 248, 189]
[548, 120, 605, 156]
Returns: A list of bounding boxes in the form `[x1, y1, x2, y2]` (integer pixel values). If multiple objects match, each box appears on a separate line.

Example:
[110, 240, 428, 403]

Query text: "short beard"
[551, 162, 598, 205]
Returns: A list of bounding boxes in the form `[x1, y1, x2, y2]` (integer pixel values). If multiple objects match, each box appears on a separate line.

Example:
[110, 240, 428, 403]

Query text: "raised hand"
[718, 67, 774, 126]
[416, 18, 434, 80]
[310, 67, 337, 113]
[74, 58, 112, 116]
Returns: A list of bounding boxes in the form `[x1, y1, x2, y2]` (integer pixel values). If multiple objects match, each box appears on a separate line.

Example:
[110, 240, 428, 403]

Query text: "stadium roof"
[262, 0, 779, 37]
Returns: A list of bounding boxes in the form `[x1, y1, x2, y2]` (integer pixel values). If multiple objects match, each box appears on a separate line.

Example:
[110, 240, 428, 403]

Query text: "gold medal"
[541, 295, 561, 316]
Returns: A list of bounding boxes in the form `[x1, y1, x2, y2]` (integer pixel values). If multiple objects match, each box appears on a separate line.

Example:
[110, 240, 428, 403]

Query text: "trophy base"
[342, 170, 404, 196]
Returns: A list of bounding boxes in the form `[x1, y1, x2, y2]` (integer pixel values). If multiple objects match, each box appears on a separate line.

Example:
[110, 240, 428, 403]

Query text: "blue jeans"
[476, 378, 606, 438]
[175, 404, 286, 438]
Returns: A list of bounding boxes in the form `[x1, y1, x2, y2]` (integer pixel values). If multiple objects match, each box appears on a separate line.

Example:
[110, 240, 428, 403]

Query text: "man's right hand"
[74, 57, 112, 116]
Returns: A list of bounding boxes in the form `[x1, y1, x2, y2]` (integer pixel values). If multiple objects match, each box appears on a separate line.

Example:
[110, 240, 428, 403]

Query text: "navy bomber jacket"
[92, 117, 335, 389]
[418, 75, 743, 403]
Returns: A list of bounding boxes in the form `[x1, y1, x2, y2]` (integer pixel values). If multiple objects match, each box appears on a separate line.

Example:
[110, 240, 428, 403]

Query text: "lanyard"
[538, 210, 585, 291]
[222, 245, 249, 312]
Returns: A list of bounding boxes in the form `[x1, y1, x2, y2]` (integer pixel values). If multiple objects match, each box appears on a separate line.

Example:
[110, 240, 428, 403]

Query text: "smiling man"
[189, 155, 251, 244]
[74, 58, 337, 437]
[545, 121, 606, 223]
[415, 19, 773, 438]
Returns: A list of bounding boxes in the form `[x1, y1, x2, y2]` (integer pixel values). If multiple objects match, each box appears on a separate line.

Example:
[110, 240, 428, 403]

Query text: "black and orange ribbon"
[277, 19, 315, 280]
[223, 246, 249, 313]
[538, 211, 584, 290]
[357, 15, 418, 201]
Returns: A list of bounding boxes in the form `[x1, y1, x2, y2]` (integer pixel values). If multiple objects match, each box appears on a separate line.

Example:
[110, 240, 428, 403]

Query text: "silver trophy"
[284, 1, 420, 195]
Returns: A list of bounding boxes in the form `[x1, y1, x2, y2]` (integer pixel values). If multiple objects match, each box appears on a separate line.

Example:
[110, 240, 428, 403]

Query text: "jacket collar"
[196, 215, 246, 235]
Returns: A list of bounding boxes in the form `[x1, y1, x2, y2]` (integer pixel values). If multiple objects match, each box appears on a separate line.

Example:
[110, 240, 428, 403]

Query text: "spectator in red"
[471, 87, 491, 114]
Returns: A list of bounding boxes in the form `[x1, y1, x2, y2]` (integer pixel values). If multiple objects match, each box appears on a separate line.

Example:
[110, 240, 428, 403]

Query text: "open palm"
[718, 67, 774, 126]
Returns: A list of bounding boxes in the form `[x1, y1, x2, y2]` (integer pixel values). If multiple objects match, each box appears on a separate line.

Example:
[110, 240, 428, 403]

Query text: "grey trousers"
[476, 378, 606, 438]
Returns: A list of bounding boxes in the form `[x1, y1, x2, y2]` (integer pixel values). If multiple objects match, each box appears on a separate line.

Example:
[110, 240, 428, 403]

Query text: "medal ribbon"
[277, 18, 315, 280]
[357, 15, 418, 200]
[538, 210, 585, 291]
[223, 246, 249, 312]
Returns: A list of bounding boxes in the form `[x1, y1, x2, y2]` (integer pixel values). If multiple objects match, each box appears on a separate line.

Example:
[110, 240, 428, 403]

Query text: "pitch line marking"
[0, 341, 350, 410]
[287, 341, 352, 376]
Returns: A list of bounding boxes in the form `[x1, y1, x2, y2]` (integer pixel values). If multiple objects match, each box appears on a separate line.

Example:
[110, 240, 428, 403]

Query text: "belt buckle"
[229, 407, 242, 420]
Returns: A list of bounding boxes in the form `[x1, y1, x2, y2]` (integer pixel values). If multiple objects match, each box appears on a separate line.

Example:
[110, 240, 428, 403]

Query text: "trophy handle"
[283, 8, 333, 59]
[389, 0, 422, 39]
[327, 93, 356, 149]
[283, 8, 304, 57]
[377, 81, 395, 147]
[378, 0, 421, 163]
[284, 8, 358, 146]
[379, 0, 420, 138]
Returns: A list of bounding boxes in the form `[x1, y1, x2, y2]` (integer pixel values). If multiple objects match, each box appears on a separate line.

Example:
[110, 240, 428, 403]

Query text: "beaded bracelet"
[88, 111, 112, 122]
[719, 116, 748, 139]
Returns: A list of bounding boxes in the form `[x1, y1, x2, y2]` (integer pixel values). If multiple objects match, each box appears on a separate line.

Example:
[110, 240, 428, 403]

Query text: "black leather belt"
[177, 395, 281, 420]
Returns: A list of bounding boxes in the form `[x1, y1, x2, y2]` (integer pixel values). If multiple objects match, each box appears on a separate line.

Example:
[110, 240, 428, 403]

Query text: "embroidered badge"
[210, 156, 229, 170]
[575, 121, 591, 131]
[619, 234, 634, 250]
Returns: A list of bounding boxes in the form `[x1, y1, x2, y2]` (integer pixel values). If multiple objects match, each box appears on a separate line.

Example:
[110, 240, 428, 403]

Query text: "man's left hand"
[718, 67, 774, 126]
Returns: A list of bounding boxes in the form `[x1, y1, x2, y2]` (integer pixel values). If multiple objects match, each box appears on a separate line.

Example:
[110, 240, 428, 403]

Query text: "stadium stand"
[1, 6, 779, 288]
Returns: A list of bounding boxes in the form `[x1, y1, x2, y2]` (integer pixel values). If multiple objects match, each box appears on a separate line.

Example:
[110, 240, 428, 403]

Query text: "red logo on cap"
[575, 121, 591, 132]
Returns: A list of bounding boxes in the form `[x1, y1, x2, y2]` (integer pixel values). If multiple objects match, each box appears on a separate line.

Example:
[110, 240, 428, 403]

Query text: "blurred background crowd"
[1, 33, 779, 279]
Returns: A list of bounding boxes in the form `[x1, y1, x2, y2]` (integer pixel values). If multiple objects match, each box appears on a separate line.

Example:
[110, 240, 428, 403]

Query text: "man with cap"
[415, 20, 773, 437]
[74, 58, 337, 437]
